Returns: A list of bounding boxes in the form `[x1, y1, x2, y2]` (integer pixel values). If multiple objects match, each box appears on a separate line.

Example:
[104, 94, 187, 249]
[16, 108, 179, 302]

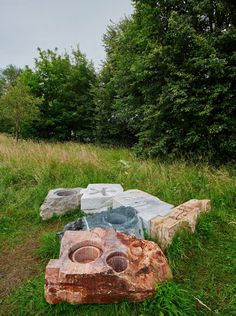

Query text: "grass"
[0, 133, 235, 315]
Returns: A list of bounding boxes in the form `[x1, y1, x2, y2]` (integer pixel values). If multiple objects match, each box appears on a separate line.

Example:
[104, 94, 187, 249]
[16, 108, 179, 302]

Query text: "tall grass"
[0, 133, 235, 316]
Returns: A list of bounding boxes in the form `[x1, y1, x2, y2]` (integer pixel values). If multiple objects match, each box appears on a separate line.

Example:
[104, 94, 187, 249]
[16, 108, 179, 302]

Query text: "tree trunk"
[15, 118, 20, 143]
[15, 129, 19, 143]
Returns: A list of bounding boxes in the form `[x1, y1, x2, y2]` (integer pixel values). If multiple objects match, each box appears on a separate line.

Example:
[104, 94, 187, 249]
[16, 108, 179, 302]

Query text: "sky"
[0, 0, 133, 70]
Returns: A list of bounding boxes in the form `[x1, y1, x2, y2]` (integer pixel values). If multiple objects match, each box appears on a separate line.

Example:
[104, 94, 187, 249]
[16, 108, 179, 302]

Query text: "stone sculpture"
[150, 199, 211, 249]
[45, 228, 172, 304]
[58, 206, 144, 239]
[81, 184, 124, 212]
[40, 188, 84, 220]
[113, 190, 174, 234]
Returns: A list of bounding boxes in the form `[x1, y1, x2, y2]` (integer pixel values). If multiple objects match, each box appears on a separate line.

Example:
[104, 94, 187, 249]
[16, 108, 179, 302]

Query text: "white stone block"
[81, 184, 123, 212]
[113, 190, 174, 234]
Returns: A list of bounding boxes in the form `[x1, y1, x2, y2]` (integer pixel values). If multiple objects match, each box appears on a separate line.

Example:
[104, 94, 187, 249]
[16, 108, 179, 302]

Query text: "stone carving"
[81, 184, 123, 212]
[58, 206, 144, 239]
[40, 188, 84, 220]
[150, 199, 211, 249]
[113, 190, 174, 234]
[45, 228, 172, 304]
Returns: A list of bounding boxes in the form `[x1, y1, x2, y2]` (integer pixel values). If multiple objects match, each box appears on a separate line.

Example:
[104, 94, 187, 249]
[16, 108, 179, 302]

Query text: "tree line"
[0, 0, 235, 163]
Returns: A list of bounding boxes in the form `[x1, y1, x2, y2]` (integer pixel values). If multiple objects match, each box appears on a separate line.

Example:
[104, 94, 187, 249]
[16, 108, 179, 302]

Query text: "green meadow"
[0, 134, 235, 316]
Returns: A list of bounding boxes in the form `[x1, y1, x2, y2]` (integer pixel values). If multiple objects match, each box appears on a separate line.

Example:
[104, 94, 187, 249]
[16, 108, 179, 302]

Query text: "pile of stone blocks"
[40, 184, 211, 248]
[42, 183, 211, 305]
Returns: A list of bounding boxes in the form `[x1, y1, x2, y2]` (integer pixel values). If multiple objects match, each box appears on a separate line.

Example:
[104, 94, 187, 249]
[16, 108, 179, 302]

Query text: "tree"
[0, 79, 41, 142]
[132, 0, 236, 162]
[0, 64, 21, 89]
[94, 18, 139, 146]
[0, 65, 22, 132]
[21, 47, 96, 141]
[96, 0, 236, 162]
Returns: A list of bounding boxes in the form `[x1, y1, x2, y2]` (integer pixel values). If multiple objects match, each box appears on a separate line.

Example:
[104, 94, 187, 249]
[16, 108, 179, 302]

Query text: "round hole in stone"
[106, 252, 128, 273]
[105, 213, 127, 225]
[56, 190, 76, 197]
[71, 246, 101, 264]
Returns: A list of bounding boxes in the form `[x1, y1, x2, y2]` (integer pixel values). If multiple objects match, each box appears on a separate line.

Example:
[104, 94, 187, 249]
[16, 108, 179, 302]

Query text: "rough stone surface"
[81, 184, 123, 212]
[150, 199, 211, 249]
[45, 228, 172, 304]
[40, 188, 83, 220]
[58, 207, 144, 239]
[113, 190, 174, 234]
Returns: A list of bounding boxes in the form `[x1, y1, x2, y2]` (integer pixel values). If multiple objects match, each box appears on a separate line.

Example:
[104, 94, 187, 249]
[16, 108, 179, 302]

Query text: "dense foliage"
[0, 79, 41, 141]
[0, 1, 235, 162]
[95, 0, 236, 162]
[0, 65, 22, 133]
[0, 64, 21, 96]
[94, 18, 139, 146]
[21, 48, 96, 141]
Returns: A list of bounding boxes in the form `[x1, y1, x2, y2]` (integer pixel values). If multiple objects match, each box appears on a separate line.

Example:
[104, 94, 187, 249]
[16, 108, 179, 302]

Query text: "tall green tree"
[96, 0, 236, 162]
[0, 65, 22, 95]
[0, 65, 22, 132]
[94, 19, 138, 145]
[22, 47, 96, 141]
[0, 79, 41, 142]
[132, 0, 236, 162]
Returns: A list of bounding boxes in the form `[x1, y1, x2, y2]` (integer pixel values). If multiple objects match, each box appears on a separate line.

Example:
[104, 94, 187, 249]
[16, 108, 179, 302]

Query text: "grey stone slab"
[112, 190, 174, 234]
[58, 206, 144, 239]
[81, 183, 123, 212]
[40, 188, 83, 220]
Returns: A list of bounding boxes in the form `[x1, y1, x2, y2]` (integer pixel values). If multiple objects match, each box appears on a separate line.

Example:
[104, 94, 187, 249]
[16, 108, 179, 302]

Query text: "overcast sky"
[0, 0, 133, 70]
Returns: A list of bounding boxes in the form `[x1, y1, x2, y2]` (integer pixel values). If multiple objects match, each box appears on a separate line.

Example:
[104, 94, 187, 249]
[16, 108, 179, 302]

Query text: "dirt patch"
[0, 222, 62, 299]
[0, 236, 41, 298]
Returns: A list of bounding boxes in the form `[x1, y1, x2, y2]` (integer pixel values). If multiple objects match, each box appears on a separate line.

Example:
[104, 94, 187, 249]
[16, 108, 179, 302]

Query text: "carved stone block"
[40, 188, 84, 220]
[113, 190, 173, 233]
[150, 199, 211, 249]
[45, 228, 172, 304]
[59, 206, 144, 239]
[81, 184, 124, 212]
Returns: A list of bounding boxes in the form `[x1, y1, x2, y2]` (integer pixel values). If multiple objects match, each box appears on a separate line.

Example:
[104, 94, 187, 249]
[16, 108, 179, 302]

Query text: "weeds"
[37, 232, 60, 264]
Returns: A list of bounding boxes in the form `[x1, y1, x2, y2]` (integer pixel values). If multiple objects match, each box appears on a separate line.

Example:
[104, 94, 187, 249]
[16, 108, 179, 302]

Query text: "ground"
[0, 134, 235, 316]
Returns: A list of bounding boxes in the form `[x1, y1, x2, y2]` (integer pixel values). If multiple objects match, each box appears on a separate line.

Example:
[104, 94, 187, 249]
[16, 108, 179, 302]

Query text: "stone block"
[81, 183, 123, 212]
[58, 206, 144, 239]
[45, 228, 172, 304]
[113, 190, 174, 234]
[150, 199, 211, 249]
[40, 188, 83, 220]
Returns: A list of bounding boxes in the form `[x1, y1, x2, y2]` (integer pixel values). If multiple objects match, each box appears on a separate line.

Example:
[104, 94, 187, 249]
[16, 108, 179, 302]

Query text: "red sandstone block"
[45, 228, 172, 304]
